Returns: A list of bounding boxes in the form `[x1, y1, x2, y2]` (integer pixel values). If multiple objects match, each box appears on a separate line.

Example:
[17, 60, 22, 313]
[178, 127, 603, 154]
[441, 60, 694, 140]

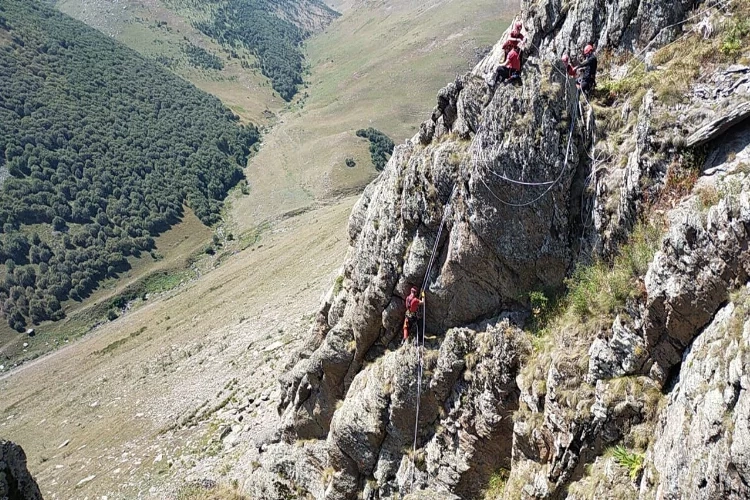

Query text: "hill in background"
[229, 0, 518, 233]
[0, 0, 258, 333]
[52, 0, 339, 122]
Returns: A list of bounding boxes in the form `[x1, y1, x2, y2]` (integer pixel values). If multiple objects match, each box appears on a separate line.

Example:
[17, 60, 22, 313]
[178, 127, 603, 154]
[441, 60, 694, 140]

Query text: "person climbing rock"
[502, 21, 525, 57]
[561, 54, 576, 77]
[403, 286, 424, 343]
[488, 46, 522, 87]
[575, 44, 598, 95]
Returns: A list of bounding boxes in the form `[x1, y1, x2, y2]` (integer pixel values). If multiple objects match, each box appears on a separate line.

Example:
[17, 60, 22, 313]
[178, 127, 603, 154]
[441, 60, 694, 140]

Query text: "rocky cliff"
[0, 440, 43, 500]
[247, 0, 750, 498]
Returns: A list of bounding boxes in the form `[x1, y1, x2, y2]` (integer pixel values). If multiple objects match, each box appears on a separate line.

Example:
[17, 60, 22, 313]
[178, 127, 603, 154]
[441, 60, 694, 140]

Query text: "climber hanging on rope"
[403, 286, 424, 344]
[574, 44, 598, 96]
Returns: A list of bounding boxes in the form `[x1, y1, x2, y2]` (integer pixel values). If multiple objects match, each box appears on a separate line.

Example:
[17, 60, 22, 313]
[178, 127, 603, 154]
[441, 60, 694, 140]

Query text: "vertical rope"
[409, 184, 456, 491]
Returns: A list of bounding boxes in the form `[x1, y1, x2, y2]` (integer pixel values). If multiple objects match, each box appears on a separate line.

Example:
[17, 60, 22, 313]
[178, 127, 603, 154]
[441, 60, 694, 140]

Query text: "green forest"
[190, 0, 337, 101]
[193, 1, 306, 101]
[356, 128, 395, 171]
[182, 42, 224, 71]
[0, 0, 259, 330]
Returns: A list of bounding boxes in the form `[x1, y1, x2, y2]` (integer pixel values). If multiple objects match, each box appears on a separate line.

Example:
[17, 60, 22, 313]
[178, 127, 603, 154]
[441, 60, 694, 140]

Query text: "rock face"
[321, 320, 528, 499]
[0, 440, 43, 500]
[645, 297, 750, 499]
[505, 124, 750, 500]
[278, 64, 581, 444]
[642, 182, 750, 383]
[254, 0, 750, 498]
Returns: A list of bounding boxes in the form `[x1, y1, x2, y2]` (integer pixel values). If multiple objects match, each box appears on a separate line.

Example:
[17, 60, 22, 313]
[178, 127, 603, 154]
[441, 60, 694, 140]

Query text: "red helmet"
[514, 21, 523, 30]
[410, 287, 417, 294]
[584, 44, 594, 55]
[561, 55, 569, 63]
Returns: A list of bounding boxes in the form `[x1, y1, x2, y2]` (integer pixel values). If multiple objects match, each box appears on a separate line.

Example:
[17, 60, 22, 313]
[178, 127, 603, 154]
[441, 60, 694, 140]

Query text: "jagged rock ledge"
[244, 0, 750, 498]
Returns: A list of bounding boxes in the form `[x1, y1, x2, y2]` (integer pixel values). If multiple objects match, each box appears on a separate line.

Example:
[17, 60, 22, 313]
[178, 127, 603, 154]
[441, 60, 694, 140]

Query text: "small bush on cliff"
[333, 275, 344, 295]
[484, 468, 509, 499]
[721, 17, 750, 58]
[728, 286, 750, 338]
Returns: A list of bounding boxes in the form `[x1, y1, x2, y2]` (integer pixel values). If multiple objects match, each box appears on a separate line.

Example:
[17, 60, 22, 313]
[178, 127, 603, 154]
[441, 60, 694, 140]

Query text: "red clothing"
[505, 48, 521, 72]
[565, 62, 576, 77]
[502, 30, 524, 52]
[406, 293, 422, 313]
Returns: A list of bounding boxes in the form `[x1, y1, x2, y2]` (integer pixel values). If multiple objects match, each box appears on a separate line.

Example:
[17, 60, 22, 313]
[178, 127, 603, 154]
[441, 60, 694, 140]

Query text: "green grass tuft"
[611, 445, 644, 481]
[484, 468, 509, 499]
[566, 222, 662, 322]
[333, 275, 344, 295]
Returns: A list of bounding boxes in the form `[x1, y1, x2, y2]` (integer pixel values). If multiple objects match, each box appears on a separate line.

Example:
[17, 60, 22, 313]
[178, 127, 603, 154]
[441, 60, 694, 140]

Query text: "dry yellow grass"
[230, 0, 517, 234]
[0, 197, 355, 499]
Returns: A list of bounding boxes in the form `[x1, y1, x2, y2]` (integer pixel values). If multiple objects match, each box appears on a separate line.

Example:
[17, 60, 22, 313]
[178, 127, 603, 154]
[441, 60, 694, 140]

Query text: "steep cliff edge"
[248, 0, 750, 498]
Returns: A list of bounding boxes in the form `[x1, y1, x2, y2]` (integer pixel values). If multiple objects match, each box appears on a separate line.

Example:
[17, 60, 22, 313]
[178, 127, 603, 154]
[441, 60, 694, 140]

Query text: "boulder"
[0, 440, 43, 500]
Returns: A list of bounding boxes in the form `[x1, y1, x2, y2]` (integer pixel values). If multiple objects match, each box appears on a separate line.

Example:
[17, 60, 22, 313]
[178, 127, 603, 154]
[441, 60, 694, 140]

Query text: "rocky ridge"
[0, 440, 43, 500]
[246, 0, 750, 498]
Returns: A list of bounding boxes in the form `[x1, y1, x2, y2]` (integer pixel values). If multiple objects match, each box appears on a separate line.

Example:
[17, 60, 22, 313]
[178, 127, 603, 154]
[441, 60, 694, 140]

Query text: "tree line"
[0, 0, 260, 330]
[356, 128, 395, 171]
[182, 42, 224, 71]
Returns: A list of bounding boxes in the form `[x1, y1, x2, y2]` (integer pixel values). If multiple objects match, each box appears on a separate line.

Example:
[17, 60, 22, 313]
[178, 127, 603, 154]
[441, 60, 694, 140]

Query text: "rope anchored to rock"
[408, 183, 456, 492]
[477, 86, 581, 207]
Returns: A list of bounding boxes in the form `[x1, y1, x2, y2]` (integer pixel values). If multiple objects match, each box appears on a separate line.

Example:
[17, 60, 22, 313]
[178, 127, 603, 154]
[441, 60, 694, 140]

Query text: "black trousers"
[406, 314, 422, 341]
[494, 66, 521, 85]
[578, 77, 595, 95]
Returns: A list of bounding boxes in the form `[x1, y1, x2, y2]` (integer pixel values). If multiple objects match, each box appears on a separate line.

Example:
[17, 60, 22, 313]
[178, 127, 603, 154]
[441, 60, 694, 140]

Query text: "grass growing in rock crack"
[524, 220, 662, 361]
[728, 286, 750, 338]
[483, 468, 509, 499]
[611, 445, 644, 481]
[598, 1, 750, 105]
[516, 220, 664, 448]
[566, 221, 662, 322]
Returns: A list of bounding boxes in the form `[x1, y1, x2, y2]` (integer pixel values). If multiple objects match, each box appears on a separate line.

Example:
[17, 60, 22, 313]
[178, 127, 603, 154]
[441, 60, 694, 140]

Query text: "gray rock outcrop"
[249, 0, 750, 498]
[324, 319, 528, 499]
[644, 297, 750, 499]
[506, 123, 750, 500]
[0, 440, 43, 500]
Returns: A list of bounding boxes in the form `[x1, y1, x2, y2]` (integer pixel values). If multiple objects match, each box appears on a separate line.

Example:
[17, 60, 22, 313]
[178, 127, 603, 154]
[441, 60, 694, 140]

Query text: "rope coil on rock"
[479, 87, 581, 207]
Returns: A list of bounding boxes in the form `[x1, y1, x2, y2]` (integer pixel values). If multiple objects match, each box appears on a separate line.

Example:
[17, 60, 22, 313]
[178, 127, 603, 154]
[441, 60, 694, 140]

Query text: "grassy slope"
[0, 197, 354, 499]
[0, 209, 211, 364]
[229, 0, 517, 233]
[54, 0, 282, 125]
